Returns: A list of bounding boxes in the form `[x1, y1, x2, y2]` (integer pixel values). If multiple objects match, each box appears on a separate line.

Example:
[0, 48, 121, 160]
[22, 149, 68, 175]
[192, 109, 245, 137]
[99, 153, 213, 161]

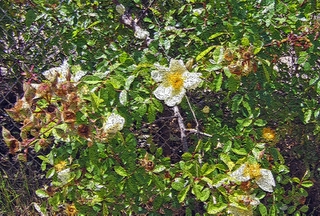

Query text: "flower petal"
[255, 169, 275, 192]
[43, 60, 69, 83]
[153, 84, 173, 100]
[183, 72, 202, 89]
[230, 164, 251, 182]
[169, 59, 187, 74]
[164, 88, 186, 106]
[151, 70, 165, 83]
[103, 113, 125, 134]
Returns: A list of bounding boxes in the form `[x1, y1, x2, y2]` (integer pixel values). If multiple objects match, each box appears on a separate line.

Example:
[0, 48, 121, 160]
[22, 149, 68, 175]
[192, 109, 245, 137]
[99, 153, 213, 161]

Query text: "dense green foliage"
[1, 0, 320, 215]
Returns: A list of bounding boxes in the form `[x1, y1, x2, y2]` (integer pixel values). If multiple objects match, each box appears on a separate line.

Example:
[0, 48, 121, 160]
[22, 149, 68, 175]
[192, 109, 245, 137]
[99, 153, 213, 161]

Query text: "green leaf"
[299, 205, 309, 213]
[258, 204, 268, 216]
[153, 195, 164, 210]
[127, 177, 138, 193]
[182, 152, 193, 161]
[254, 119, 267, 126]
[82, 75, 102, 84]
[303, 109, 312, 124]
[231, 148, 247, 156]
[301, 180, 313, 188]
[172, 180, 185, 191]
[36, 189, 49, 198]
[209, 32, 225, 40]
[220, 153, 235, 170]
[193, 185, 210, 202]
[153, 165, 166, 173]
[207, 202, 227, 214]
[196, 46, 215, 61]
[26, 9, 37, 27]
[178, 184, 190, 203]
[262, 63, 270, 82]
[242, 100, 252, 116]
[213, 73, 223, 92]
[91, 92, 104, 109]
[114, 166, 128, 177]
[46, 167, 55, 179]
[232, 95, 243, 113]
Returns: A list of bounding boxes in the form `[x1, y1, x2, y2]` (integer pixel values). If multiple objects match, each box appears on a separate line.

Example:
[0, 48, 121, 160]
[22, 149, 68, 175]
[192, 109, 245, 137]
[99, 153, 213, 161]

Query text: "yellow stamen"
[166, 72, 184, 90]
[244, 163, 261, 179]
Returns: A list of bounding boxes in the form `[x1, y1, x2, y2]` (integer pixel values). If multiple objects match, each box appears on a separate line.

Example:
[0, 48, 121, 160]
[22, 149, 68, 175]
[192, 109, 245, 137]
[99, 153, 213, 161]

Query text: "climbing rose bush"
[2, 0, 319, 215]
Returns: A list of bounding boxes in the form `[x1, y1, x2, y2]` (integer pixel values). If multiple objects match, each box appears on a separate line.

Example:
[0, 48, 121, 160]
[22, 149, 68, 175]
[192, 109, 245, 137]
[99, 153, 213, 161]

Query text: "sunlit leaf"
[178, 184, 190, 203]
[114, 166, 128, 177]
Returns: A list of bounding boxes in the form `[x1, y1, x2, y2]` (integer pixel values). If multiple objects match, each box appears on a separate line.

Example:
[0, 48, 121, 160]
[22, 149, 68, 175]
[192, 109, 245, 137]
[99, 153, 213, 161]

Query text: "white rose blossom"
[151, 59, 202, 106]
[230, 163, 275, 192]
[103, 113, 125, 134]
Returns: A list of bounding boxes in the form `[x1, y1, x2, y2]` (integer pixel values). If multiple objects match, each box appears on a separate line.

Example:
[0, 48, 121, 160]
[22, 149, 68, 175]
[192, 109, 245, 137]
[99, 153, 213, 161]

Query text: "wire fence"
[0, 3, 200, 214]
[0, 3, 54, 214]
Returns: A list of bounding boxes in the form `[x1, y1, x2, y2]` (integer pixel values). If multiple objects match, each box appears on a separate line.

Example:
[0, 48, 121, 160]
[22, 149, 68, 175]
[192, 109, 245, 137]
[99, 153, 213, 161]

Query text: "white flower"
[57, 168, 71, 185]
[116, 4, 126, 15]
[42, 60, 86, 83]
[230, 163, 275, 192]
[134, 26, 150, 39]
[103, 113, 125, 134]
[151, 59, 202, 106]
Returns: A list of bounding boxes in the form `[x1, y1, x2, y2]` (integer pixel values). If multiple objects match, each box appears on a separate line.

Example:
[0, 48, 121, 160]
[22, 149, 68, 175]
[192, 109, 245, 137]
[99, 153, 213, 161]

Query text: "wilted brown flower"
[77, 124, 90, 138]
[224, 49, 234, 62]
[62, 110, 76, 123]
[8, 139, 21, 155]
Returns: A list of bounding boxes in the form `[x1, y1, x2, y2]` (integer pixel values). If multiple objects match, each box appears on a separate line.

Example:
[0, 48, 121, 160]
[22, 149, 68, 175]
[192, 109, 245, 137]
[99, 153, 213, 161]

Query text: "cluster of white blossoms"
[103, 113, 125, 135]
[151, 59, 202, 106]
[42, 60, 86, 83]
[230, 162, 276, 192]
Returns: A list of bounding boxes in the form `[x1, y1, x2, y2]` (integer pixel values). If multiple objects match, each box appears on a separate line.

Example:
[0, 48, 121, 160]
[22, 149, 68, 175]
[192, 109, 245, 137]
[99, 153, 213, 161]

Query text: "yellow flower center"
[54, 161, 67, 172]
[244, 163, 261, 179]
[165, 72, 184, 91]
[262, 128, 275, 141]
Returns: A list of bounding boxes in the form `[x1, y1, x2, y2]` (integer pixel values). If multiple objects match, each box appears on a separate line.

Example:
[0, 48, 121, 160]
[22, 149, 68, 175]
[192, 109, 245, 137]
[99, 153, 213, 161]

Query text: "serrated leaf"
[114, 166, 128, 177]
[178, 184, 190, 203]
